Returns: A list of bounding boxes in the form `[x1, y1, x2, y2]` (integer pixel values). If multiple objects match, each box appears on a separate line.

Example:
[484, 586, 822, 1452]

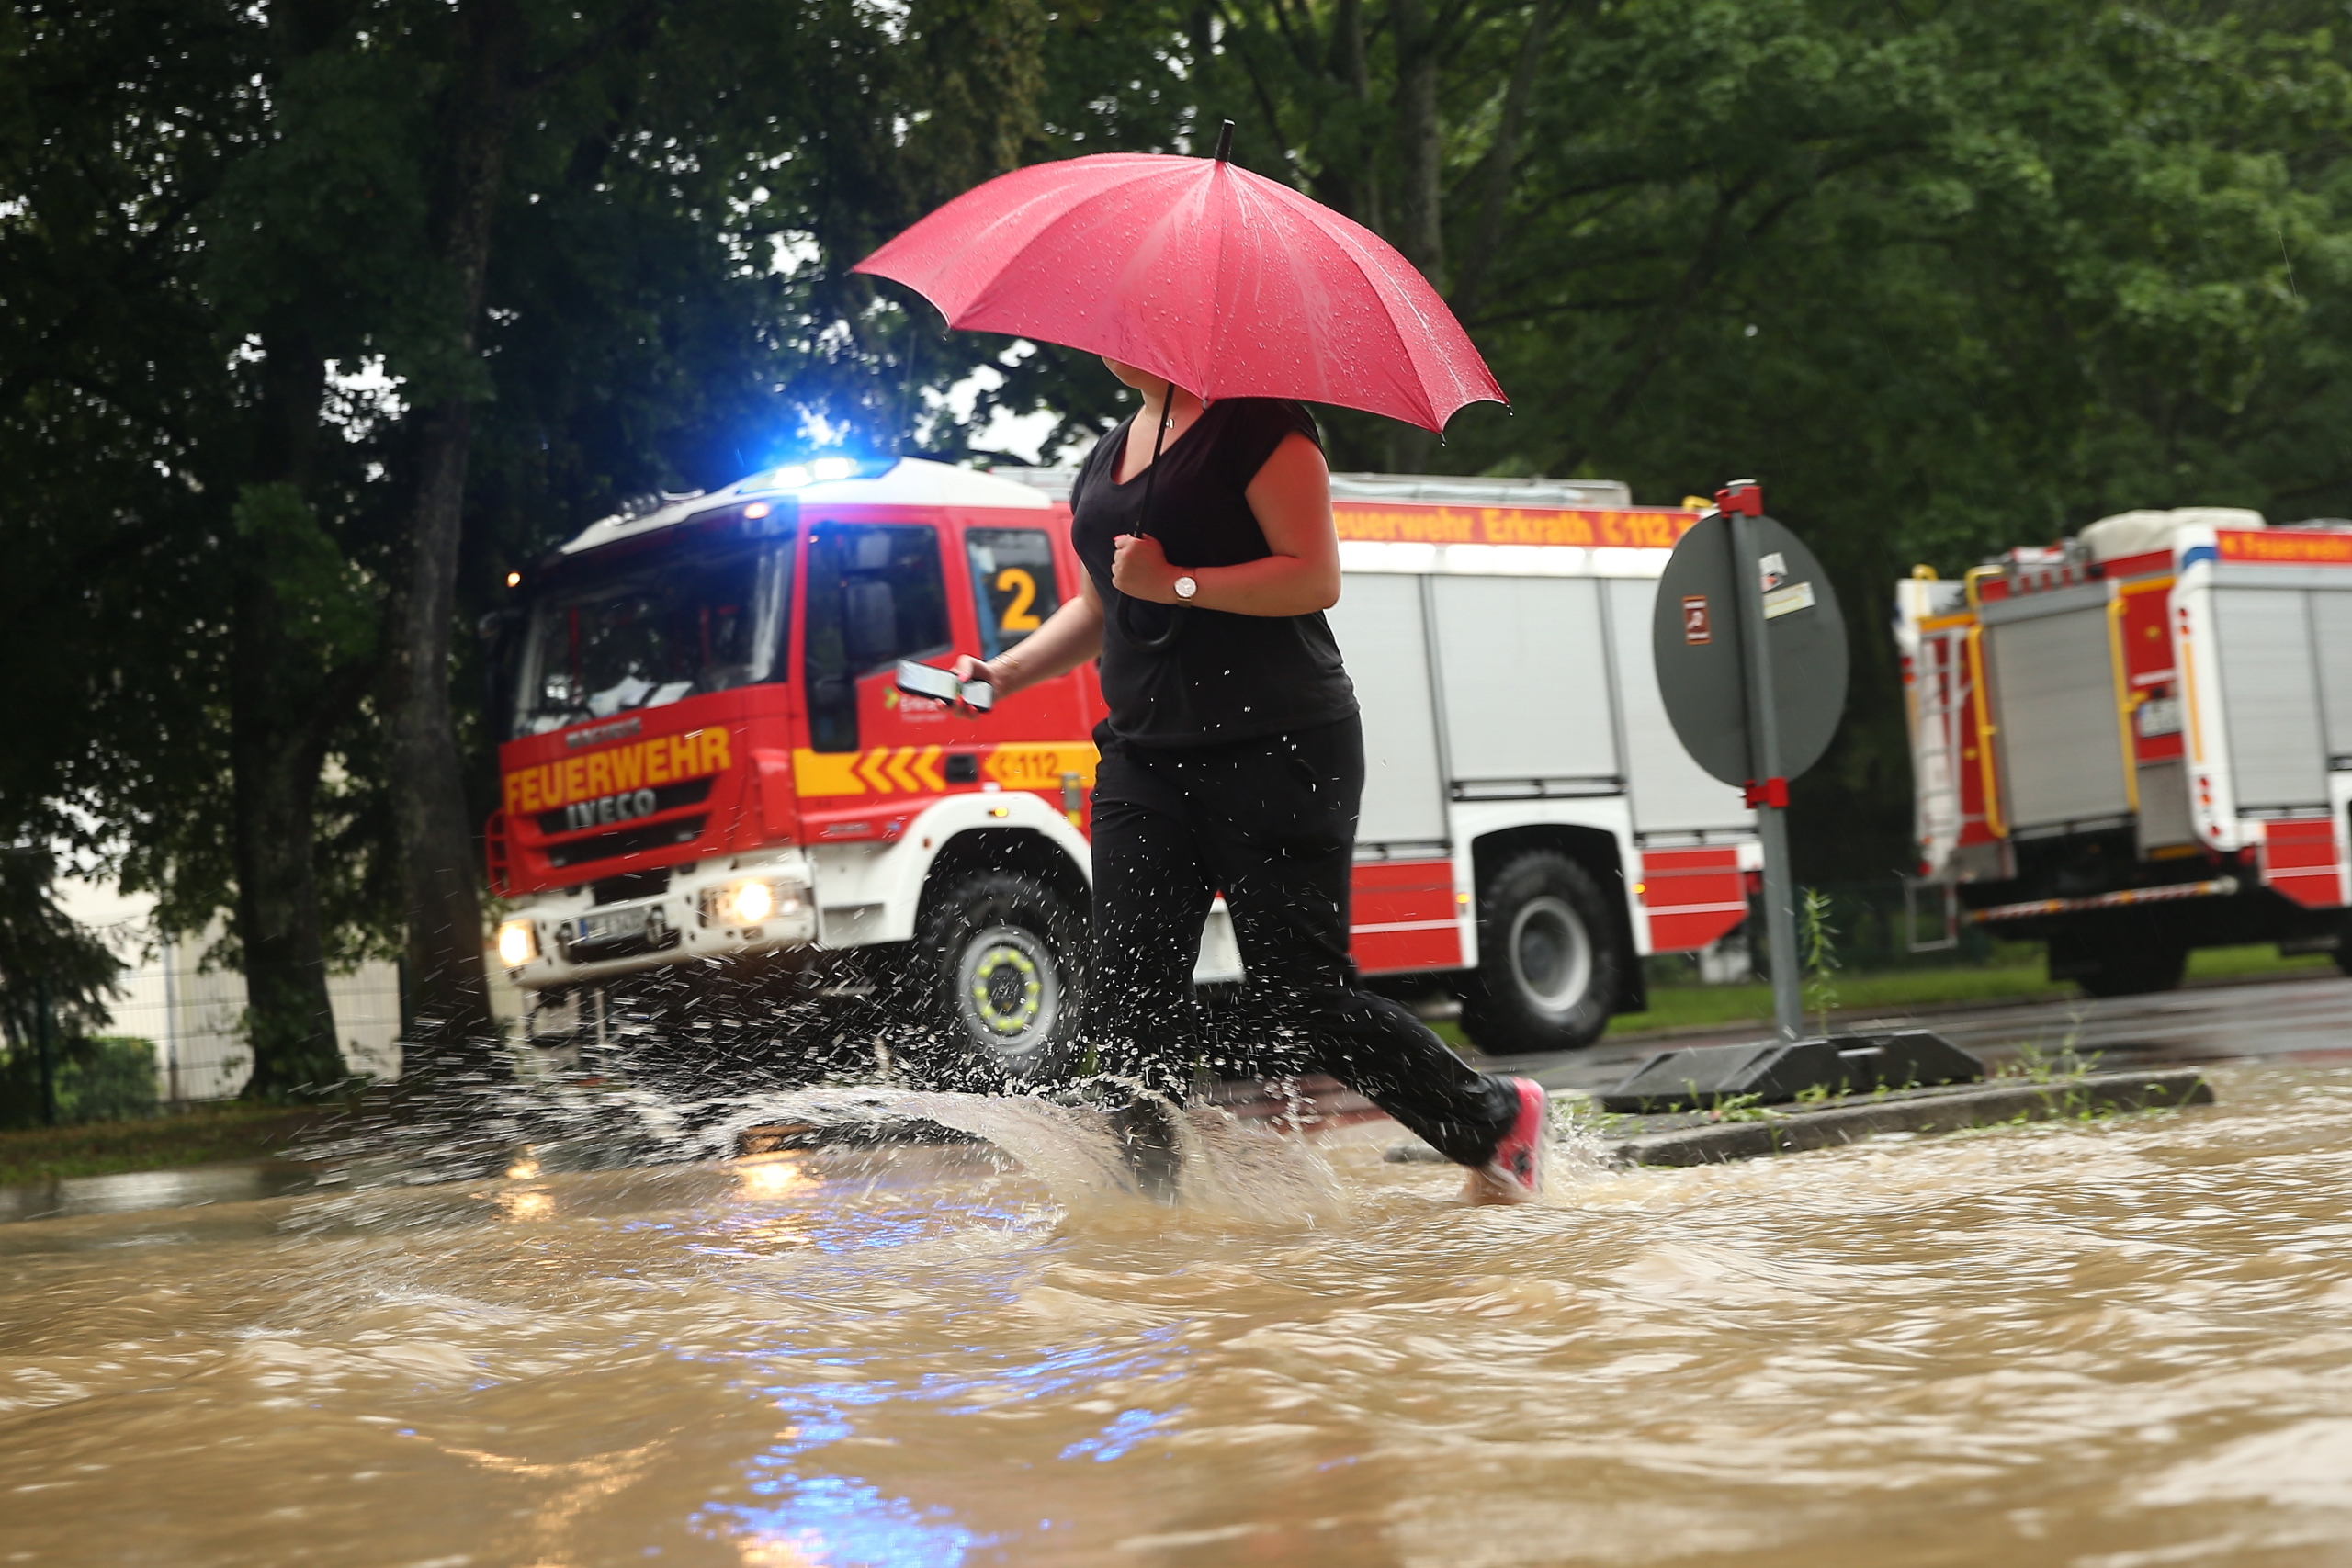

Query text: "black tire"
[1454, 850, 1626, 1054]
[2335, 916, 2352, 979]
[909, 870, 1086, 1088]
[2071, 941, 2188, 998]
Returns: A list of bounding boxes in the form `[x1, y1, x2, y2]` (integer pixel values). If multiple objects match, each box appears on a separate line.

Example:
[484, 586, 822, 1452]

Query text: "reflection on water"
[6, 1064, 2352, 1565]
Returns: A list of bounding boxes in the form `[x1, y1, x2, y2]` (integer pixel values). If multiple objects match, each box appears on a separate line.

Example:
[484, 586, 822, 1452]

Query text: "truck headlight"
[496, 919, 538, 967]
[702, 878, 805, 928]
[723, 880, 775, 924]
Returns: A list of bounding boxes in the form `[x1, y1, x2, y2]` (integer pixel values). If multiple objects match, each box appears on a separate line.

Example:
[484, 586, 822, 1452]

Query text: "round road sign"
[1651, 512, 1849, 788]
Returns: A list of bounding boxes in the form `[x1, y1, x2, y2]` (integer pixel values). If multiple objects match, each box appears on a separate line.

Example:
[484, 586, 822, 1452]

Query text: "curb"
[1601, 1067, 2214, 1168]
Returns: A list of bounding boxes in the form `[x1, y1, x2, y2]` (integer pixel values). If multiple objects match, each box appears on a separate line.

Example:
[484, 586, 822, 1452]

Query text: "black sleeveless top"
[1070, 398, 1358, 749]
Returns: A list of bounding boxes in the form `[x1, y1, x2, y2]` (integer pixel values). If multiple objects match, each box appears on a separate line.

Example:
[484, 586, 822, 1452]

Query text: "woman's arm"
[1109, 431, 1341, 615]
[951, 572, 1105, 698]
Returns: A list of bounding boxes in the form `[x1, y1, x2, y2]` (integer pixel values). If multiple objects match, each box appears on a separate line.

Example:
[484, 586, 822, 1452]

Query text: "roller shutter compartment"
[1329, 573, 1448, 847]
[2211, 587, 2327, 809]
[1982, 590, 2131, 829]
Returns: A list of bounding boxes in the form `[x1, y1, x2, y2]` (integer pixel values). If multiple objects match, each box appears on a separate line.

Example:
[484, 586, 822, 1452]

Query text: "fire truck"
[485, 456, 1759, 1082]
[1896, 509, 2352, 994]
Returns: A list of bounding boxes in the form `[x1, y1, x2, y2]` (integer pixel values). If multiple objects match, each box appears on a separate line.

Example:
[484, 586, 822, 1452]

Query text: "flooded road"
[7, 1065, 2352, 1567]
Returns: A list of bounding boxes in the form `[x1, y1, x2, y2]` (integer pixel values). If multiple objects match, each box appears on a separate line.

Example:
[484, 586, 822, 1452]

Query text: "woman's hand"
[1102, 434, 1340, 619]
[1111, 533, 1180, 604]
[948, 587, 1108, 701]
[951, 652, 1008, 703]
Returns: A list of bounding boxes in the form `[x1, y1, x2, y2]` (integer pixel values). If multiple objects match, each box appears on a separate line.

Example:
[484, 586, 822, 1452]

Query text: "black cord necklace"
[1114, 388, 1186, 653]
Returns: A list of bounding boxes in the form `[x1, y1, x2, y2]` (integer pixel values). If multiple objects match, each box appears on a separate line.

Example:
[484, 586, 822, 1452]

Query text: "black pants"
[1084, 714, 1517, 1166]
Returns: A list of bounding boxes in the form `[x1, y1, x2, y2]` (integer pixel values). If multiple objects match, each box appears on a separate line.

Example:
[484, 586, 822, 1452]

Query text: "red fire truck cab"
[487, 457, 1758, 1082]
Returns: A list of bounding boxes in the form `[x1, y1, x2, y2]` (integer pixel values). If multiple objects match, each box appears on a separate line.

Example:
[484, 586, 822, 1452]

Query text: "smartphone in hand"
[896, 659, 993, 713]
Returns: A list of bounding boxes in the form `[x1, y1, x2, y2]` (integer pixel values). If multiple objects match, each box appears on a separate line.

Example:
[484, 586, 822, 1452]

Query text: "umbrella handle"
[1114, 387, 1185, 653]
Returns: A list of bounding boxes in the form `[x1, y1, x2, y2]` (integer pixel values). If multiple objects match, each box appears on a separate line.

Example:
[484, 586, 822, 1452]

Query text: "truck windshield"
[513, 541, 790, 738]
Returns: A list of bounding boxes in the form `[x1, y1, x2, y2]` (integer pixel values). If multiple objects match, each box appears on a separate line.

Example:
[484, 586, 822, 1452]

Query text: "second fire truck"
[1897, 508, 2352, 992]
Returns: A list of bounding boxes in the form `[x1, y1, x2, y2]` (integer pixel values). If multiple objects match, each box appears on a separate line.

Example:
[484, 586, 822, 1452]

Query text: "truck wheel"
[2071, 941, 2188, 998]
[1455, 851, 1624, 1054]
[911, 871, 1085, 1088]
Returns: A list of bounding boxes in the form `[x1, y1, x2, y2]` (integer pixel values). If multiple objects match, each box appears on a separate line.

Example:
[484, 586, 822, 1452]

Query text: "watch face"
[1175, 575, 1198, 601]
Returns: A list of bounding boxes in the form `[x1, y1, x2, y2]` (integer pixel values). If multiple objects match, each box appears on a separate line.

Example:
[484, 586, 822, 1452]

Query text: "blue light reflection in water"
[1058, 1405, 1184, 1463]
[698, 1474, 993, 1568]
[682, 1169, 1194, 1563]
[698, 1329, 1186, 1562]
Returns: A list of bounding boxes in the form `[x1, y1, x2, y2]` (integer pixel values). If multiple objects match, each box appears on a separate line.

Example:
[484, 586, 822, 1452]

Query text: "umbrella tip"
[1213, 120, 1235, 164]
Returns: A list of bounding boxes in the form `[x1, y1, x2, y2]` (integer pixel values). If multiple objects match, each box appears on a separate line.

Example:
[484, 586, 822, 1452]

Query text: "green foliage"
[0, 850, 122, 1051]
[0, 1100, 323, 1182]
[0, 1036, 158, 1130]
[1800, 886, 1842, 1035]
[1024, 0, 2352, 876]
[230, 485, 379, 668]
[2, 0, 1054, 1066]
[13, 0, 2352, 1054]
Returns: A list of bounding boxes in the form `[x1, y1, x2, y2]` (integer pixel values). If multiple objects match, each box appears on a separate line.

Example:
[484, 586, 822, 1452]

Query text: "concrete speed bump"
[1385, 1067, 2216, 1169]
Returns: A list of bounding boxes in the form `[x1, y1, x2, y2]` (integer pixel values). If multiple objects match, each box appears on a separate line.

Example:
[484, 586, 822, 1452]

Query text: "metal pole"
[1729, 511, 1805, 1042]
[34, 973, 56, 1126]
[163, 931, 182, 1106]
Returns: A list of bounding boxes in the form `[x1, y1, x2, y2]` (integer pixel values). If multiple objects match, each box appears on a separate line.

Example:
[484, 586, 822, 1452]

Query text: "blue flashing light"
[734, 455, 889, 495]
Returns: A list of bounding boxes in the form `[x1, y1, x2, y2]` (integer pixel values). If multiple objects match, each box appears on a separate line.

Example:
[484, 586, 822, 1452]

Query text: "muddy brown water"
[6, 1064, 2352, 1567]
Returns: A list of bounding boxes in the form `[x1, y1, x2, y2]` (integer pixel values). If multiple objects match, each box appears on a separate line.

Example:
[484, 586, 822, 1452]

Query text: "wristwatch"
[1172, 574, 1199, 603]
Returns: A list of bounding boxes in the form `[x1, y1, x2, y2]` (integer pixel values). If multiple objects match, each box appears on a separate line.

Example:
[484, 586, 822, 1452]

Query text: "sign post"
[1653, 481, 1849, 1041]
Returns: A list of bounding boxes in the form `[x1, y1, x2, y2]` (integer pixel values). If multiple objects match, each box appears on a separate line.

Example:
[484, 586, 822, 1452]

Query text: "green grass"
[1603, 962, 2065, 1035]
[0, 1103, 331, 1186]
[1605, 943, 2332, 1038]
[2186, 943, 2336, 981]
[1427, 942, 2338, 1053]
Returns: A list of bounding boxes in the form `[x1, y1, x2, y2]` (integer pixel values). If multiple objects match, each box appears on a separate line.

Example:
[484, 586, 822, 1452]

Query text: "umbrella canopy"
[853, 148, 1504, 434]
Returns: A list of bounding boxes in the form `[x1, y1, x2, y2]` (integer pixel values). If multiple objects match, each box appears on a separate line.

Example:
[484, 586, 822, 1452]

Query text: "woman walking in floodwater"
[955, 359, 1550, 1202]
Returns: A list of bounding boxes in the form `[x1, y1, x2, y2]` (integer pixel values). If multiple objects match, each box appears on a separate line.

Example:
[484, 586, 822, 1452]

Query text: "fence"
[54, 879, 404, 1102]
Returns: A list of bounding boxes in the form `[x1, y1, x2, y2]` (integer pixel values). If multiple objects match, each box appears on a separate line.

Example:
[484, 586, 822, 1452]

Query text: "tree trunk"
[230, 334, 348, 1099]
[230, 692, 343, 1096]
[1387, 0, 1444, 289]
[1451, 0, 1563, 323]
[385, 0, 525, 1081]
[390, 395, 501, 1075]
[1386, 0, 1445, 472]
[1331, 0, 1381, 234]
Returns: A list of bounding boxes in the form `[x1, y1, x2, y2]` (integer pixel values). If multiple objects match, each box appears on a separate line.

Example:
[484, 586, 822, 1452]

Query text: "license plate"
[577, 906, 655, 945]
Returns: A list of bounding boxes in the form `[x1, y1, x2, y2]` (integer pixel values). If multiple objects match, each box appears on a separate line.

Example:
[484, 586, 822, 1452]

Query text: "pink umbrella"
[853, 125, 1503, 434]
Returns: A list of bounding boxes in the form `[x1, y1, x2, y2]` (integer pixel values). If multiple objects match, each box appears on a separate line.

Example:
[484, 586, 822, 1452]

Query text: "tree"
[3, 0, 1050, 1094]
[0, 849, 123, 1054]
[989, 0, 2352, 881]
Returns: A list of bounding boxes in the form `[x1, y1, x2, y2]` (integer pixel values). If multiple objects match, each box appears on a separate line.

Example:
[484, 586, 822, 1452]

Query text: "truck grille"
[590, 868, 673, 907]
[547, 816, 707, 871]
[534, 777, 713, 837]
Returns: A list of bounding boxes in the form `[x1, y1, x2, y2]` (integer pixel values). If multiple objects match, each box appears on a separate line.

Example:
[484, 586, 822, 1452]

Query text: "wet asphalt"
[1490, 967, 2352, 1097]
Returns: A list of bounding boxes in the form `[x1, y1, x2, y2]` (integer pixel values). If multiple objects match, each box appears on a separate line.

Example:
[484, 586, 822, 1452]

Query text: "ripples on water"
[4, 1064, 2352, 1566]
